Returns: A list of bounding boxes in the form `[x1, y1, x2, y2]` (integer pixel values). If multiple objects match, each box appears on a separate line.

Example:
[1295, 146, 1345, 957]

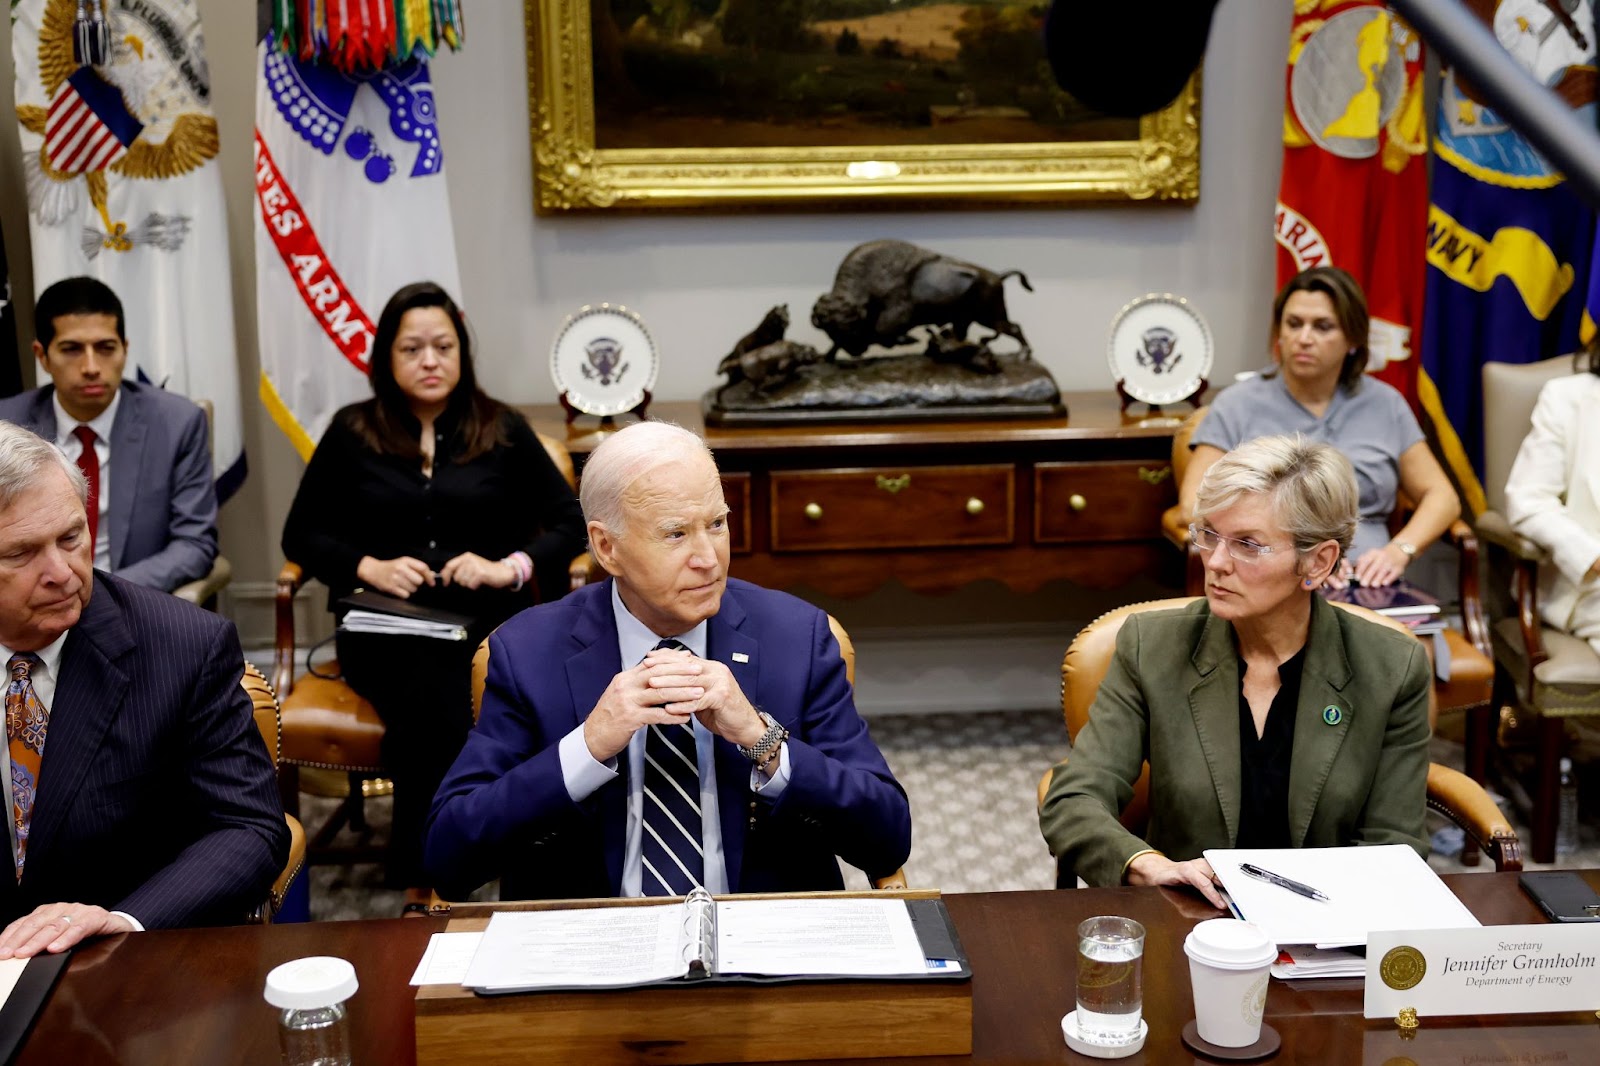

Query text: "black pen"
[1239, 863, 1332, 902]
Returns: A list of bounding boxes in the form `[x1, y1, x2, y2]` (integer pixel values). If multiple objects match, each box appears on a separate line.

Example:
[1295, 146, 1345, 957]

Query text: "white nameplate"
[1364, 925, 1600, 1019]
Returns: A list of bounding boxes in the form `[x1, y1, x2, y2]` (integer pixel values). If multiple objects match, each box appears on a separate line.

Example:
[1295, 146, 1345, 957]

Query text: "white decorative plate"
[550, 304, 659, 416]
[1106, 294, 1213, 405]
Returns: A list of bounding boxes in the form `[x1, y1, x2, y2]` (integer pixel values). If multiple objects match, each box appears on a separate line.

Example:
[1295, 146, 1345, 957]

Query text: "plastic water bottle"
[264, 956, 357, 1066]
[1556, 757, 1580, 857]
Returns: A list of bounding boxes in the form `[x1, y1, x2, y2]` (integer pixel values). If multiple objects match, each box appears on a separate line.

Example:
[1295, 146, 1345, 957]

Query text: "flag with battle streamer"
[1418, 0, 1596, 513]
[10, 0, 246, 497]
[254, 29, 461, 459]
[1274, 1, 1429, 408]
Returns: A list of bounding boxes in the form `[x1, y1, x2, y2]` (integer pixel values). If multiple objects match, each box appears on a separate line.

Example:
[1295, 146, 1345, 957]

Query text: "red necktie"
[72, 425, 98, 557]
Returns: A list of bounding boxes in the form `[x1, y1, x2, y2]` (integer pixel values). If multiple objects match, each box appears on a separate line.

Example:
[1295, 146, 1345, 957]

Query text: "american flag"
[44, 67, 143, 175]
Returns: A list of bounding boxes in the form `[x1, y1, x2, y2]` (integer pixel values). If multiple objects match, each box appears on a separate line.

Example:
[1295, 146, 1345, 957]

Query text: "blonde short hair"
[579, 421, 718, 537]
[1193, 435, 1357, 558]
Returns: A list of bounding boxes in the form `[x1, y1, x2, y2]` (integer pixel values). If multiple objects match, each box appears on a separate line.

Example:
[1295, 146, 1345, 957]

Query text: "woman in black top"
[283, 281, 585, 905]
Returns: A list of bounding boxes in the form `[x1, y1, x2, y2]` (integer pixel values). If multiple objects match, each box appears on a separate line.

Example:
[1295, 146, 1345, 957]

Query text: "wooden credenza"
[522, 393, 1186, 599]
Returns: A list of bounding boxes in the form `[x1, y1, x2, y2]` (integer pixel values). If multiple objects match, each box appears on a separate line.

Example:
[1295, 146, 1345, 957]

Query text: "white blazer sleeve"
[1505, 377, 1600, 588]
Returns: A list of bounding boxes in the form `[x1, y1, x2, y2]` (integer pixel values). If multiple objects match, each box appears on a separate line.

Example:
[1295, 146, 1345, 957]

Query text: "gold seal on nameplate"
[1380, 946, 1426, 990]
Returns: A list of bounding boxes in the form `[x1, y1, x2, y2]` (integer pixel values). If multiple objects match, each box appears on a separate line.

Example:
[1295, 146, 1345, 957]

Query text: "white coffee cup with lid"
[1183, 918, 1276, 1047]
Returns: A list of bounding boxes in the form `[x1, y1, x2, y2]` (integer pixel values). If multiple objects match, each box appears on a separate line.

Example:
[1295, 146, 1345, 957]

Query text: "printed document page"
[462, 906, 688, 992]
[714, 898, 927, 977]
[0, 958, 25, 1008]
[1205, 844, 1480, 948]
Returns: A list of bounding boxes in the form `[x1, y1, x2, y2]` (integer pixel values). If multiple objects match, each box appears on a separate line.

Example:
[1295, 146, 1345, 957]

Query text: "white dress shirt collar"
[51, 386, 120, 448]
[610, 580, 708, 665]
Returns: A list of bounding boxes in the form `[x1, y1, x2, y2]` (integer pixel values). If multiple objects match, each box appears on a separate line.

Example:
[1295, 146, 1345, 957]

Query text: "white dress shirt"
[0, 633, 143, 930]
[52, 389, 119, 573]
[556, 581, 790, 895]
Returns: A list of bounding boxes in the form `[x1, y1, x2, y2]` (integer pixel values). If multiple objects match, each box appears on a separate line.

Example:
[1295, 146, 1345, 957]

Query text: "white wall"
[0, 1, 1294, 711]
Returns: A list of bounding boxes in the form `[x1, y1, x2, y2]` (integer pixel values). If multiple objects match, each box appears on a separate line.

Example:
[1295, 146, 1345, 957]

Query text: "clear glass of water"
[1076, 915, 1146, 1044]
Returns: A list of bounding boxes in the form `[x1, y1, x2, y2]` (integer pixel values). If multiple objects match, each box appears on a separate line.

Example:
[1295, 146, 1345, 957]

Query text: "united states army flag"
[11, 0, 245, 497]
[254, 34, 462, 460]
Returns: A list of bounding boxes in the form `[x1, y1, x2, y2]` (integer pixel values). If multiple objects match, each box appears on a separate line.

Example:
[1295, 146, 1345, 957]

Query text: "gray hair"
[580, 421, 718, 536]
[1193, 434, 1357, 558]
[0, 421, 87, 511]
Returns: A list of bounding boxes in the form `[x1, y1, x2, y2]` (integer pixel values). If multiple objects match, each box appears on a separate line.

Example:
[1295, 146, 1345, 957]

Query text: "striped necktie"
[640, 638, 704, 896]
[5, 655, 47, 881]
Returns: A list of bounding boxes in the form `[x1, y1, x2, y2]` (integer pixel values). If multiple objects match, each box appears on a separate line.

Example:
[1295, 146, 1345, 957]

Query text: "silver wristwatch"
[737, 710, 788, 764]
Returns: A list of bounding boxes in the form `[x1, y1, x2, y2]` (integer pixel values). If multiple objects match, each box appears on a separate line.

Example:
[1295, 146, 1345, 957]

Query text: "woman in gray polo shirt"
[1177, 266, 1459, 588]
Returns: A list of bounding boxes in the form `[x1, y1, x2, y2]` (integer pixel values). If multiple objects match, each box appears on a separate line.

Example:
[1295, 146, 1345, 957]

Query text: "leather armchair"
[1476, 355, 1600, 862]
[1037, 597, 1520, 888]
[242, 662, 307, 922]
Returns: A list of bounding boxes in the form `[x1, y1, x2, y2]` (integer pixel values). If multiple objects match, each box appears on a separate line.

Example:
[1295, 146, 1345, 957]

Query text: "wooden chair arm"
[1160, 506, 1189, 551]
[569, 551, 602, 592]
[871, 869, 908, 890]
[274, 561, 306, 698]
[1474, 510, 1550, 563]
[1426, 763, 1522, 872]
[1447, 522, 1491, 657]
[1037, 767, 1053, 811]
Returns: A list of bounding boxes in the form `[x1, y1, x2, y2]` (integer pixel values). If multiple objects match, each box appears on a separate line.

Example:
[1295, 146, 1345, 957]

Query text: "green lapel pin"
[1322, 705, 1343, 726]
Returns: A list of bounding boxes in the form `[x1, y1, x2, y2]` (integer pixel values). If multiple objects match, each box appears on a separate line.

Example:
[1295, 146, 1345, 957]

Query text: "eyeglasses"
[1188, 524, 1283, 563]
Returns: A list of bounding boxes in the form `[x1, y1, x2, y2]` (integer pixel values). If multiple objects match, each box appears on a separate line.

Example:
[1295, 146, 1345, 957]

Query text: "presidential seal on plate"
[550, 304, 658, 421]
[1106, 293, 1212, 412]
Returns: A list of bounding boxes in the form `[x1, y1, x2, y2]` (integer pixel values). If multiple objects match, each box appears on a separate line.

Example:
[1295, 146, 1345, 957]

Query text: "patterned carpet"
[306, 711, 1597, 921]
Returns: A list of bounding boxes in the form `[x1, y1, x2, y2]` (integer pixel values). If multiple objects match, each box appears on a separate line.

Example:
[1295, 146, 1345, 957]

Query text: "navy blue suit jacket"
[0, 381, 218, 591]
[0, 574, 289, 928]
[425, 578, 911, 900]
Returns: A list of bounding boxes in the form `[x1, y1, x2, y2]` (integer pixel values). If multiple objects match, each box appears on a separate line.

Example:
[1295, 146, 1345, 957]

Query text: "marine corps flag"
[1419, 1, 1595, 512]
[11, 0, 246, 498]
[254, 30, 462, 458]
[1274, 1, 1428, 406]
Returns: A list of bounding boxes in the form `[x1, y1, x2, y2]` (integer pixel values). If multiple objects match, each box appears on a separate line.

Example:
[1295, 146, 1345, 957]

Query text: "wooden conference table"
[16, 872, 1599, 1065]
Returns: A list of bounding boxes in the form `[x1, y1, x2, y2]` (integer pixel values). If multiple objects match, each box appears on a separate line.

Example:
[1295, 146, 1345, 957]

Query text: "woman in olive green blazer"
[1039, 436, 1431, 905]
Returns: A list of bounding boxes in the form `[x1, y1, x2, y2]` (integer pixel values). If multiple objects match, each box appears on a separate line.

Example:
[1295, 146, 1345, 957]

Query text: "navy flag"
[1419, 26, 1596, 514]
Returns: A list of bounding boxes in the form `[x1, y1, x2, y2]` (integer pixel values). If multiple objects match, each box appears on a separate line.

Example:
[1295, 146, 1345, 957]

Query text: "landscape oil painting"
[592, 0, 1136, 149]
[526, 0, 1200, 210]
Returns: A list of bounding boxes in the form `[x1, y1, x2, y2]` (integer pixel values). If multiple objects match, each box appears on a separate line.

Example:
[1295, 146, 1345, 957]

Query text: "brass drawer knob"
[804, 502, 823, 521]
[1069, 494, 1087, 512]
[965, 497, 985, 515]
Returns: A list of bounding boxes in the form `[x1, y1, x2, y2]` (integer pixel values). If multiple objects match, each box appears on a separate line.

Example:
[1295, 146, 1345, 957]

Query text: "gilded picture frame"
[525, 0, 1201, 212]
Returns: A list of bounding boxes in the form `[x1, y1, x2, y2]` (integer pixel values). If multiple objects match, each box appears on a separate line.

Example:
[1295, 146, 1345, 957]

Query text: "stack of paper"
[339, 609, 467, 641]
[1205, 845, 1480, 980]
[1271, 944, 1366, 979]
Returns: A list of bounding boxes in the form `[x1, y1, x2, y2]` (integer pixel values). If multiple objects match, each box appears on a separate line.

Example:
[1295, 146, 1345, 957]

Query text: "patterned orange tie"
[5, 655, 47, 881]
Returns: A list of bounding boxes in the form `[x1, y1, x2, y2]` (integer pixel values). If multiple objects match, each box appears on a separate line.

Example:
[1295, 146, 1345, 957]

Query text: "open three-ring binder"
[460, 888, 970, 995]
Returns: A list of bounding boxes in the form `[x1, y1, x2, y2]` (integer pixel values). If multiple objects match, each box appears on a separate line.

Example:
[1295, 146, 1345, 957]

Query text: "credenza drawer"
[721, 473, 751, 555]
[1034, 460, 1173, 543]
[771, 465, 1014, 552]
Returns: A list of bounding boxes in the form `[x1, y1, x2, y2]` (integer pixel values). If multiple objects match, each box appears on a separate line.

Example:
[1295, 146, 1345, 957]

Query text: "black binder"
[0, 952, 70, 1063]
[470, 895, 971, 995]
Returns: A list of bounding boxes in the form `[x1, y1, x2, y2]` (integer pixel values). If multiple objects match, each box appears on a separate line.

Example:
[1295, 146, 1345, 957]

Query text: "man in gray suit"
[0, 277, 217, 592]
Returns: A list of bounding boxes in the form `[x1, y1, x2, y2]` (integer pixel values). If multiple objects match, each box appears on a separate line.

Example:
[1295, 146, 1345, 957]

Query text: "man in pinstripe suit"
[0, 423, 286, 958]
